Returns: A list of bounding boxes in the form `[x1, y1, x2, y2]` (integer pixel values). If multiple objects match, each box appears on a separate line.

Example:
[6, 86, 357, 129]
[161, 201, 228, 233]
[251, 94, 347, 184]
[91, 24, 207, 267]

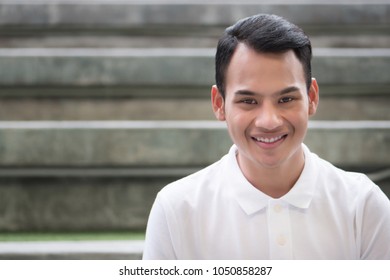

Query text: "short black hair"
[215, 14, 312, 98]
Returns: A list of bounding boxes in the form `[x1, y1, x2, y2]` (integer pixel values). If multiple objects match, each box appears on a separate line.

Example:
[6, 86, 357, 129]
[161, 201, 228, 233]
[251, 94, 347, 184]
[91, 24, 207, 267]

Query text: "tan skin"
[211, 43, 319, 198]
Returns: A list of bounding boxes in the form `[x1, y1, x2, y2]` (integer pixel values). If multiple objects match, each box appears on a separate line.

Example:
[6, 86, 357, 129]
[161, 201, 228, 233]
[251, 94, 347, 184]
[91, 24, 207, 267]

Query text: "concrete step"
[0, 120, 389, 168]
[0, 167, 388, 232]
[0, 175, 172, 231]
[0, 48, 388, 92]
[1, 1, 389, 48]
[0, 48, 388, 120]
[0, 98, 217, 121]
[0, 240, 143, 260]
[0, 95, 389, 121]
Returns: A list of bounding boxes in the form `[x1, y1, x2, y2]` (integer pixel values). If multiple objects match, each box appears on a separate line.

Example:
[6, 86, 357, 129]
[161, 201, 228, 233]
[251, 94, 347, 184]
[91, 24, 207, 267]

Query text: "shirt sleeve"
[142, 193, 178, 260]
[359, 182, 390, 260]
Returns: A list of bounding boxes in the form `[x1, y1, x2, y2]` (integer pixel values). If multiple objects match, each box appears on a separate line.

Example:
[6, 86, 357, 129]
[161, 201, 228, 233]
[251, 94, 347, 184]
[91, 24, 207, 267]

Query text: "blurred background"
[0, 0, 389, 259]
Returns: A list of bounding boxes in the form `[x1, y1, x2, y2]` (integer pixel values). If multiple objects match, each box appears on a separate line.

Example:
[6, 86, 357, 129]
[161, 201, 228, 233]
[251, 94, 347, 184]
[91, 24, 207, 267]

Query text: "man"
[143, 14, 390, 259]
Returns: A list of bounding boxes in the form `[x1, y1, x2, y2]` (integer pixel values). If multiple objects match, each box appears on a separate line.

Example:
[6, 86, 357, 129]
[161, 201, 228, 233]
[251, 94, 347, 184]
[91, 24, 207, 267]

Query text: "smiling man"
[143, 14, 390, 259]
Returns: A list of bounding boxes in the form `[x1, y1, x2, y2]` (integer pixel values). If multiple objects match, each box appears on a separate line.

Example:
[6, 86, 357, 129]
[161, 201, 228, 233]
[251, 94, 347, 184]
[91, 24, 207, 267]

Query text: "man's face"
[212, 43, 319, 172]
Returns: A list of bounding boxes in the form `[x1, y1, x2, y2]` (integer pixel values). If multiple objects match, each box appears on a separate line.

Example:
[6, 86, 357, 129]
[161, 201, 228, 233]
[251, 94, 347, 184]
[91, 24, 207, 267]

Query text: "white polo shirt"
[143, 144, 390, 259]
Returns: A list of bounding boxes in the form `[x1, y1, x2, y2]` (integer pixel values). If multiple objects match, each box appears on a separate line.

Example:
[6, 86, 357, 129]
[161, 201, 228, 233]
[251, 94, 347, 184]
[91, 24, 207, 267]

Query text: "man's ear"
[308, 78, 319, 116]
[211, 85, 226, 121]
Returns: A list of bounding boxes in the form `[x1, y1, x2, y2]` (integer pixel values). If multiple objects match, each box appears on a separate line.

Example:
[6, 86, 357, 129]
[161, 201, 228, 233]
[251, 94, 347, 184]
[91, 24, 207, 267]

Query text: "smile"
[253, 135, 285, 144]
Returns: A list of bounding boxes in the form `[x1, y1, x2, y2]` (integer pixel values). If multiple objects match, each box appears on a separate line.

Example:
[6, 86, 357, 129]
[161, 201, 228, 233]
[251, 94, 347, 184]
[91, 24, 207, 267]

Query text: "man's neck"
[237, 149, 305, 199]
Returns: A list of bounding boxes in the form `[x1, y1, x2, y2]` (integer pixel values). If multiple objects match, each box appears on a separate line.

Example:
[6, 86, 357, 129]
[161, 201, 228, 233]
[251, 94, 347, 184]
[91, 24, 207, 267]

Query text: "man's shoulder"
[313, 151, 377, 194]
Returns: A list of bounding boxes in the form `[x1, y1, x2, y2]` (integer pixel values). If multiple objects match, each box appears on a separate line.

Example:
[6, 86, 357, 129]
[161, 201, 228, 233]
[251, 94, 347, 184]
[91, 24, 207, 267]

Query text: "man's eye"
[279, 97, 293, 103]
[241, 99, 257, 104]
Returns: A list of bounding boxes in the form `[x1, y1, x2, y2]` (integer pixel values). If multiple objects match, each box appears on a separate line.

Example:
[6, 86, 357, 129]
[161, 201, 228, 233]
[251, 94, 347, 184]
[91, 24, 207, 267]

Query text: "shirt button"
[277, 235, 287, 246]
[273, 204, 282, 213]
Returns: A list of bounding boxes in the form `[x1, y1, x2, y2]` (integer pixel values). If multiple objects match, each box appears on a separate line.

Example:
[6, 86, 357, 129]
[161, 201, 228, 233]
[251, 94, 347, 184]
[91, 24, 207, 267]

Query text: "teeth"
[254, 135, 284, 143]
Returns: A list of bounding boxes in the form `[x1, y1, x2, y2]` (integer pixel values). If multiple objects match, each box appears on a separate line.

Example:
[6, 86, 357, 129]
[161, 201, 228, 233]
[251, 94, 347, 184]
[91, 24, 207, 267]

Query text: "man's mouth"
[252, 134, 286, 144]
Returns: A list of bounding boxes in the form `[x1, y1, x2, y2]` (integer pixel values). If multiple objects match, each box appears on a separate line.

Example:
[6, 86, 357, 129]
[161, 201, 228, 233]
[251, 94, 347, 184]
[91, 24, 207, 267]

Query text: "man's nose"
[254, 102, 283, 131]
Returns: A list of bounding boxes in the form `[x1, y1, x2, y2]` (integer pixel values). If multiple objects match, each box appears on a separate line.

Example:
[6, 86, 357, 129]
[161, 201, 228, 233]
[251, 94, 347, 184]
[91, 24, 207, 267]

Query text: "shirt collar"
[225, 144, 318, 215]
[281, 144, 318, 209]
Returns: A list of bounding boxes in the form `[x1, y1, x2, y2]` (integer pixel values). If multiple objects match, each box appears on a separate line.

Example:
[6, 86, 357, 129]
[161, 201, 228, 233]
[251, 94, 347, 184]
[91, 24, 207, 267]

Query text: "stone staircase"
[0, 0, 389, 259]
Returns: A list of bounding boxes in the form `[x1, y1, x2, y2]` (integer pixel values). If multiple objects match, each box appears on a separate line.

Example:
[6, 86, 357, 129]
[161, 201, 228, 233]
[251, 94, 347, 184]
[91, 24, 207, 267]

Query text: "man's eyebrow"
[234, 90, 257, 96]
[234, 86, 300, 96]
[280, 86, 300, 95]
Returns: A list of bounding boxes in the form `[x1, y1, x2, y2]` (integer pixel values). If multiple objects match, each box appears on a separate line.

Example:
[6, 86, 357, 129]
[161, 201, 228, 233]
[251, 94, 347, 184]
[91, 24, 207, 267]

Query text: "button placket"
[267, 200, 293, 259]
